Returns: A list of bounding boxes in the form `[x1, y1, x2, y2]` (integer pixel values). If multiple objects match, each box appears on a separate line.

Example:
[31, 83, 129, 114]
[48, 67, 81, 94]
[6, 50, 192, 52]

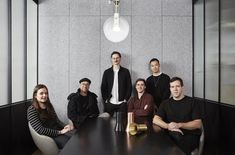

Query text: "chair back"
[191, 125, 205, 155]
[198, 125, 204, 155]
[28, 122, 59, 155]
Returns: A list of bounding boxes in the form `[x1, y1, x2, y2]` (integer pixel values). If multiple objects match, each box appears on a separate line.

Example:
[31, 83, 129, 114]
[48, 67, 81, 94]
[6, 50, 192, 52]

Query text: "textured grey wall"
[38, 0, 192, 121]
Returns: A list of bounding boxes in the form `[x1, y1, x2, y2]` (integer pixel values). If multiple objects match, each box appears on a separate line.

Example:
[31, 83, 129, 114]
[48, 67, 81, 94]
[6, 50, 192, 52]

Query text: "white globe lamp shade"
[103, 15, 129, 43]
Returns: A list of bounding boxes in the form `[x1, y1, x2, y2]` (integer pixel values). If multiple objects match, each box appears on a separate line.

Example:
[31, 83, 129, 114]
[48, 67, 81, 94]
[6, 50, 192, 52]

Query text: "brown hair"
[135, 78, 146, 86]
[134, 78, 146, 95]
[32, 84, 56, 119]
[170, 77, 184, 87]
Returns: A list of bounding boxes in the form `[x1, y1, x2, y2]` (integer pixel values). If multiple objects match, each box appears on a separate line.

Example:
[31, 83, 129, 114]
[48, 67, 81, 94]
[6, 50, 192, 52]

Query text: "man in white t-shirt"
[101, 51, 132, 116]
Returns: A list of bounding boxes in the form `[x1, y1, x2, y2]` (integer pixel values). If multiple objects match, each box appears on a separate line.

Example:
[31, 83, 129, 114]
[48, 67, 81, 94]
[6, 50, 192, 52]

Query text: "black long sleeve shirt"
[101, 66, 132, 103]
[146, 73, 171, 108]
[67, 89, 99, 128]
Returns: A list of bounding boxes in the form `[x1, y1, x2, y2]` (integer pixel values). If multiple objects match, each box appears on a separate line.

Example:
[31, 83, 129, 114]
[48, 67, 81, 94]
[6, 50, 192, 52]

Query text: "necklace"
[153, 74, 161, 87]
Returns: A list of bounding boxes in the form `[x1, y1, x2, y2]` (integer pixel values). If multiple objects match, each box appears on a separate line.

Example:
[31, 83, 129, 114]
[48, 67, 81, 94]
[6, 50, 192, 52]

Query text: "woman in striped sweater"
[27, 84, 74, 149]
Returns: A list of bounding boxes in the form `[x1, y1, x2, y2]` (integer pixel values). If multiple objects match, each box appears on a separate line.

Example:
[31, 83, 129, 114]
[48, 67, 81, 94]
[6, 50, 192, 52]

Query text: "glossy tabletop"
[59, 117, 185, 155]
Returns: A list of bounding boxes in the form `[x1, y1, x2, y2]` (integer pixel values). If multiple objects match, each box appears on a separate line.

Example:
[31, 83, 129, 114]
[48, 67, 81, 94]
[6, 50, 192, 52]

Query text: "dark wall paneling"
[219, 103, 235, 155]
[0, 101, 36, 155]
[0, 105, 11, 154]
[203, 100, 220, 155]
[195, 98, 235, 155]
[11, 100, 35, 155]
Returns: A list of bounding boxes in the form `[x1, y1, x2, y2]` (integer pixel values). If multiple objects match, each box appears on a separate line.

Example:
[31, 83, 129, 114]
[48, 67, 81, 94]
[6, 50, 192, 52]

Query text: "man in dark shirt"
[152, 77, 202, 155]
[67, 78, 99, 129]
[146, 58, 171, 110]
[101, 51, 132, 116]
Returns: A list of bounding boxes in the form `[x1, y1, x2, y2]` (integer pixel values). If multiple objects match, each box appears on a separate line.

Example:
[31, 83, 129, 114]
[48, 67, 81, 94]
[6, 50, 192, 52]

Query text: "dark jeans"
[105, 101, 127, 117]
[169, 131, 199, 155]
[53, 129, 76, 149]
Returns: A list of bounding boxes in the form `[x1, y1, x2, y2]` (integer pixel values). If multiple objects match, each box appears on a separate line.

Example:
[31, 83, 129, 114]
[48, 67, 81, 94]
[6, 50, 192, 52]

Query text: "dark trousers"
[105, 101, 127, 117]
[53, 129, 76, 149]
[169, 131, 199, 155]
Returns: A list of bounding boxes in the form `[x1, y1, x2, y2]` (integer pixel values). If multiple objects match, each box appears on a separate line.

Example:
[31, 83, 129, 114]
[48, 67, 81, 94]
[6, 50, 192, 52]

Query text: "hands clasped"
[167, 122, 184, 135]
[60, 124, 74, 134]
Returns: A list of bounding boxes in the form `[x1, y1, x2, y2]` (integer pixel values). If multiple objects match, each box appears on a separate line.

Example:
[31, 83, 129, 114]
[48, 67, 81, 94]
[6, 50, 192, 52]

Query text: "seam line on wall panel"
[192, 0, 194, 97]
[130, 0, 132, 77]
[8, 0, 12, 105]
[100, 0, 101, 88]
[161, 0, 163, 64]
[203, 0, 205, 100]
[99, 0, 102, 110]
[218, 0, 221, 103]
[25, 0, 27, 100]
[68, 1, 71, 96]
[36, 2, 39, 84]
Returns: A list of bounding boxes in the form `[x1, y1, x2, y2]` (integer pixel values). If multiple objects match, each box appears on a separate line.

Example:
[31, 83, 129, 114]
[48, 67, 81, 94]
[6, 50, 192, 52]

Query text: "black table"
[59, 117, 185, 155]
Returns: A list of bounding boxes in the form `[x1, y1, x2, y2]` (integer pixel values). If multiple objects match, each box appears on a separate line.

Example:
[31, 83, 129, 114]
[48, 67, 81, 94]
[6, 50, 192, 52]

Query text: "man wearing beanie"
[67, 78, 99, 128]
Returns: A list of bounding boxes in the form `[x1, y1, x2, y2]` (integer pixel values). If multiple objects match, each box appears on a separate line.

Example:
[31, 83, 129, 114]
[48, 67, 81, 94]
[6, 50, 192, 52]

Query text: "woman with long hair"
[27, 84, 74, 149]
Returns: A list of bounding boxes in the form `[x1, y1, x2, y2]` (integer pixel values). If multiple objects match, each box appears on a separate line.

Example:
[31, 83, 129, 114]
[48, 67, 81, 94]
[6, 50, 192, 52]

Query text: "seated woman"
[27, 84, 74, 149]
[128, 78, 154, 123]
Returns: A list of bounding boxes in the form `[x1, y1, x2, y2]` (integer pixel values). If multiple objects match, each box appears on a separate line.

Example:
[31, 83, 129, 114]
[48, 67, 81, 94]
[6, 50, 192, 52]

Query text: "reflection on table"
[59, 117, 185, 155]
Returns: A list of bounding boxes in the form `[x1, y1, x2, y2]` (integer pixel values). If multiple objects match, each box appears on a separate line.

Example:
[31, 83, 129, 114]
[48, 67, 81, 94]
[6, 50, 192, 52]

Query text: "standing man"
[152, 77, 202, 155]
[101, 51, 132, 116]
[128, 78, 154, 119]
[146, 58, 171, 110]
[67, 78, 99, 129]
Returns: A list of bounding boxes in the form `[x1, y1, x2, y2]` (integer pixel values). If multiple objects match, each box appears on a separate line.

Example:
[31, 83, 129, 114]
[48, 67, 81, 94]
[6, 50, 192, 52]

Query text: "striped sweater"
[27, 105, 64, 137]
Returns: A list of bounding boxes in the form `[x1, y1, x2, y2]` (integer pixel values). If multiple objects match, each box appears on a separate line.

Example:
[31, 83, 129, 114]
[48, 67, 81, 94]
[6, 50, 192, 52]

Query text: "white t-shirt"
[109, 68, 122, 105]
